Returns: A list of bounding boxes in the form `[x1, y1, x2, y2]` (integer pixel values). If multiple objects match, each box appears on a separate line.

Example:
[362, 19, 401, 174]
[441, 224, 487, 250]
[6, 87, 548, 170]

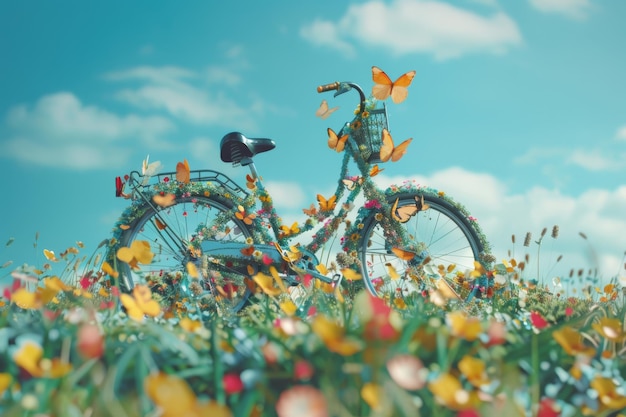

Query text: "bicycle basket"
[349, 103, 388, 163]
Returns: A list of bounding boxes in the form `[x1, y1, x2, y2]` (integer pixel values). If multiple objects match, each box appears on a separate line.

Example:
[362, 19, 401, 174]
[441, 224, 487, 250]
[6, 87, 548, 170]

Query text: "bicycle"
[108, 73, 494, 315]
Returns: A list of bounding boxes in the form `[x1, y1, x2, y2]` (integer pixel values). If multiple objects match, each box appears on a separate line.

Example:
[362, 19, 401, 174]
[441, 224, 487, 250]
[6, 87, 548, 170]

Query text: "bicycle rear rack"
[127, 169, 249, 200]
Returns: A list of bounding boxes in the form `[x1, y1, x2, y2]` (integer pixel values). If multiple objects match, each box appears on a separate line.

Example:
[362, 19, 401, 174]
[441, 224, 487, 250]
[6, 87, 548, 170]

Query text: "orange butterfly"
[317, 194, 337, 211]
[302, 204, 318, 217]
[235, 205, 256, 225]
[154, 218, 167, 230]
[246, 174, 257, 190]
[240, 245, 255, 256]
[279, 222, 300, 237]
[327, 128, 349, 152]
[176, 159, 190, 183]
[369, 164, 384, 177]
[391, 247, 416, 261]
[390, 195, 429, 223]
[315, 100, 339, 119]
[379, 128, 412, 162]
[371, 66, 416, 104]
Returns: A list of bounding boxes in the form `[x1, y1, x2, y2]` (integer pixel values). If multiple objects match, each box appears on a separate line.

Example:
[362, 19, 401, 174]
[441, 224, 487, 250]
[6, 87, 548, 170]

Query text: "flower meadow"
[1, 235, 625, 417]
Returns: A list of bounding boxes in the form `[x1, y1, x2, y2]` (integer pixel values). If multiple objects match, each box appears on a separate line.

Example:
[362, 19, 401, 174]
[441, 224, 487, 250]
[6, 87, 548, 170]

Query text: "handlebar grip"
[317, 82, 340, 93]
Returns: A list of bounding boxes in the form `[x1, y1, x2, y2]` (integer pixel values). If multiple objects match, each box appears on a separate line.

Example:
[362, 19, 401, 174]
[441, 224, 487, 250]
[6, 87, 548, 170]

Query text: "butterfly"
[302, 204, 318, 217]
[342, 176, 363, 190]
[369, 165, 384, 177]
[385, 263, 400, 280]
[153, 193, 176, 208]
[176, 159, 190, 184]
[341, 268, 362, 281]
[246, 174, 257, 190]
[327, 128, 349, 152]
[380, 129, 412, 162]
[315, 100, 339, 119]
[371, 66, 416, 104]
[390, 195, 429, 223]
[141, 155, 163, 185]
[240, 245, 255, 256]
[391, 247, 416, 261]
[317, 194, 337, 211]
[120, 285, 161, 321]
[235, 205, 256, 225]
[280, 222, 300, 237]
[154, 218, 167, 230]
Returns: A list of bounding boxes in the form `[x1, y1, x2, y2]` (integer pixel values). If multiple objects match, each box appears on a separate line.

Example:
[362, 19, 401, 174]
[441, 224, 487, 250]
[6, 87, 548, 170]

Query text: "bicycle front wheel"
[358, 192, 485, 301]
[117, 195, 253, 314]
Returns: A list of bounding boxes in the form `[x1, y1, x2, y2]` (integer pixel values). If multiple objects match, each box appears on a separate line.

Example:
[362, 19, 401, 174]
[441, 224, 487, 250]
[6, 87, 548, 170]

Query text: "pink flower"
[364, 200, 381, 209]
[386, 354, 426, 390]
[276, 385, 328, 417]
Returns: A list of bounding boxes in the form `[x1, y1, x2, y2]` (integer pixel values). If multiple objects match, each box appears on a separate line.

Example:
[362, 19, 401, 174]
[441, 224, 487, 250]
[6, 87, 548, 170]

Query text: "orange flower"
[552, 326, 595, 356]
[145, 372, 233, 417]
[276, 385, 328, 417]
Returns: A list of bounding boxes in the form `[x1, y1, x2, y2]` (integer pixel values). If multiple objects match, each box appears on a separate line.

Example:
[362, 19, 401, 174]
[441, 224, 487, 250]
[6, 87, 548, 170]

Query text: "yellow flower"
[253, 271, 283, 296]
[587, 376, 626, 413]
[0, 373, 12, 395]
[447, 311, 482, 341]
[116, 240, 154, 269]
[145, 372, 233, 417]
[180, 317, 202, 333]
[552, 326, 596, 356]
[280, 300, 297, 316]
[361, 382, 383, 410]
[592, 317, 626, 342]
[428, 373, 480, 411]
[13, 341, 71, 378]
[312, 315, 363, 356]
[120, 285, 161, 322]
[458, 355, 489, 387]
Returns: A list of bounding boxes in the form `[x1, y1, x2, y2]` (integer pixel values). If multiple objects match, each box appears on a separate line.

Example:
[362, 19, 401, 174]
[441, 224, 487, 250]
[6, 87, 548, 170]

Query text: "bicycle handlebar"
[317, 81, 367, 114]
[316, 82, 340, 93]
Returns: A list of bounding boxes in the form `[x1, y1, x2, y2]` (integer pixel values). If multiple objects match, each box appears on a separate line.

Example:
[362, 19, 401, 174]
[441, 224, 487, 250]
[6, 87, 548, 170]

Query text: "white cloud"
[300, 0, 523, 59]
[264, 181, 307, 210]
[528, 0, 592, 20]
[106, 66, 258, 130]
[1, 92, 174, 170]
[567, 149, 624, 171]
[616, 126, 626, 141]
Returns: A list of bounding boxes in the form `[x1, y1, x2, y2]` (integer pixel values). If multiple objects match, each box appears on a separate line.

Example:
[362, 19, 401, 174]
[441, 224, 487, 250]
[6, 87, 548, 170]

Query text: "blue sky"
[1, 0, 625, 289]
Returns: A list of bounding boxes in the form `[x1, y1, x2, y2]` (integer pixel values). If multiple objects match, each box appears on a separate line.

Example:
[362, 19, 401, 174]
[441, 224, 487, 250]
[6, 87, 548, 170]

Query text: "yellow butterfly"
[327, 128, 349, 152]
[342, 176, 362, 190]
[317, 194, 337, 211]
[391, 247, 416, 261]
[341, 268, 362, 281]
[120, 285, 161, 321]
[371, 66, 416, 104]
[152, 193, 176, 208]
[380, 128, 412, 162]
[235, 205, 256, 225]
[315, 100, 339, 119]
[176, 159, 190, 183]
[279, 222, 300, 237]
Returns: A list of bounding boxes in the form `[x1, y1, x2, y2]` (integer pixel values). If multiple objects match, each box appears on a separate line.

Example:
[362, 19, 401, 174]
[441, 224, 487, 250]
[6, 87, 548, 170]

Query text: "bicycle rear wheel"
[358, 193, 485, 302]
[117, 195, 252, 315]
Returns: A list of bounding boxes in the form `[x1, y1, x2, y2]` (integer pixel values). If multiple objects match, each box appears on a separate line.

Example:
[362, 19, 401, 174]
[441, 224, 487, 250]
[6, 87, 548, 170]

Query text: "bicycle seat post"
[241, 157, 260, 179]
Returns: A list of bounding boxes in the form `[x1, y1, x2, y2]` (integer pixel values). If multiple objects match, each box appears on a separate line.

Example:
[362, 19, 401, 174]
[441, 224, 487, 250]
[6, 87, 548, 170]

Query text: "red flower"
[294, 360, 315, 381]
[77, 324, 105, 359]
[222, 373, 244, 395]
[537, 398, 560, 417]
[530, 311, 549, 330]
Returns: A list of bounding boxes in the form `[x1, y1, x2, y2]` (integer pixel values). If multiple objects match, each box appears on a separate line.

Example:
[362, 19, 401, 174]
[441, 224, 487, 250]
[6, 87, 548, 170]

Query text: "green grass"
[0, 236, 625, 417]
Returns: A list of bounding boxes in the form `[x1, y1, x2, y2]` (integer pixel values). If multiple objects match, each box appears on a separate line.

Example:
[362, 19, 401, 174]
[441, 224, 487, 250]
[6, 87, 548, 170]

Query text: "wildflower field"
[0, 235, 625, 417]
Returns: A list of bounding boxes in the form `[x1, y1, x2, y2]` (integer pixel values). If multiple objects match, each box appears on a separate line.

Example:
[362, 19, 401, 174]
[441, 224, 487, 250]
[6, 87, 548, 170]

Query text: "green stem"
[531, 332, 540, 417]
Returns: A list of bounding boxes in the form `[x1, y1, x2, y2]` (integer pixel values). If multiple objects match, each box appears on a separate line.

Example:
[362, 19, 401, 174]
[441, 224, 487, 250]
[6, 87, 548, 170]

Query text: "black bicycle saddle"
[220, 132, 276, 164]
